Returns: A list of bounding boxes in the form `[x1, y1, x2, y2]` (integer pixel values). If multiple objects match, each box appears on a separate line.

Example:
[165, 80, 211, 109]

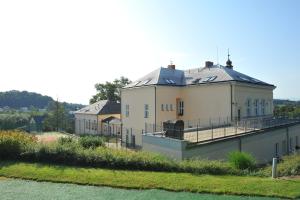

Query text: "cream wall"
[121, 86, 156, 146]
[75, 113, 121, 135]
[182, 83, 231, 126]
[155, 86, 182, 128]
[75, 114, 98, 135]
[233, 83, 274, 119]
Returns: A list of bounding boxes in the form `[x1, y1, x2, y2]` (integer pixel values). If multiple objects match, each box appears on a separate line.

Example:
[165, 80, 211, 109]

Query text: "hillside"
[0, 90, 84, 110]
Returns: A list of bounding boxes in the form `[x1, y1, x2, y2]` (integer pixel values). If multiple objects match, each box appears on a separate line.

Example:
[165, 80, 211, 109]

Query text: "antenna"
[227, 48, 230, 59]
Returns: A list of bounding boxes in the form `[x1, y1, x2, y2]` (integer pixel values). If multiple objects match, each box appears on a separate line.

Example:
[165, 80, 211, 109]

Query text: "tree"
[90, 76, 131, 104]
[44, 100, 67, 132]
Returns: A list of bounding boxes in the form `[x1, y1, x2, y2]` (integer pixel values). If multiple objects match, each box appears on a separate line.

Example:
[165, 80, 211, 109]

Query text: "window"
[144, 104, 149, 118]
[85, 121, 88, 129]
[170, 104, 173, 111]
[254, 99, 259, 116]
[161, 104, 164, 111]
[261, 99, 265, 115]
[166, 104, 169, 111]
[177, 100, 184, 116]
[125, 104, 129, 117]
[296, 136, 299, 147]
[275, 143, 279, 157]
[247, 99, 251, 117]
[88, 120, 91, 130]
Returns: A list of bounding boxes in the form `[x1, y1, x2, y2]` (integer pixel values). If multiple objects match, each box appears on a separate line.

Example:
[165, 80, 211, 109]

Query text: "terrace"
[144, 116, 300, 144]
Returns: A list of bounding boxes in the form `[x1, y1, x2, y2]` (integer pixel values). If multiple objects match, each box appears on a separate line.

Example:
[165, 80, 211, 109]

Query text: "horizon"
[1, 0, 299, 104]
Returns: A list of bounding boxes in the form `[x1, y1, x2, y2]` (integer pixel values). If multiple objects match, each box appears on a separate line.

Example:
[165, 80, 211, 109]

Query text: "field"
[0, 178, 278, 200]
[0, 161, 300, 199]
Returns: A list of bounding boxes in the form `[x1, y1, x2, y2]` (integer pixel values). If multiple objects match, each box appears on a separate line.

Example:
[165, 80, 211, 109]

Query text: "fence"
[144, 116, 300, 143]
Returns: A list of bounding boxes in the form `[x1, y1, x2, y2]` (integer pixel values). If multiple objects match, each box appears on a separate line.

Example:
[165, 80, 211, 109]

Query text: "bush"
[228, 151, 256, 170]
[58, 137, 74, 145]
[259, 154, 300, 177]
[78, 136, 105, 149]
[0, 130, 37, 159]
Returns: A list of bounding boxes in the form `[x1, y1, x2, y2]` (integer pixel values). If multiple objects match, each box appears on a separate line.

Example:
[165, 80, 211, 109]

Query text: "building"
[75, 100, 121, 135]
[121, 58, 276, 148]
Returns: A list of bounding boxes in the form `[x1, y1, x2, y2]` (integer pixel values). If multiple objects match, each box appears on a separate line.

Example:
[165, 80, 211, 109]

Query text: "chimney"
[167, 64, 176, 70]
[205, 61, 214, 68]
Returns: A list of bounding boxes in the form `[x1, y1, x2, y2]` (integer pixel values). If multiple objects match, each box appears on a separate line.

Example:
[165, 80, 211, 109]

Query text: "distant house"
[28, 116, 45, 132]
[74, 100, 121, 135]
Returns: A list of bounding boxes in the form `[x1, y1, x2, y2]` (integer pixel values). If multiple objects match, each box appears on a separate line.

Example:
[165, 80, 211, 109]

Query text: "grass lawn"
[0, 161, 299, 199]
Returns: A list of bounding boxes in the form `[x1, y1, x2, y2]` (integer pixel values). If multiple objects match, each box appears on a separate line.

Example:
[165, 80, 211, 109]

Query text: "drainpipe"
[287, 127, 290, 155]
[154, 86, 157, 132]
[230, 83, 233, 122]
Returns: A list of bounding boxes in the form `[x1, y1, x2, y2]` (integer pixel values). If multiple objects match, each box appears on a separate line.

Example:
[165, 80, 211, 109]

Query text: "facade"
[121, 60, 275, 147]
[75, 100, 121, 135]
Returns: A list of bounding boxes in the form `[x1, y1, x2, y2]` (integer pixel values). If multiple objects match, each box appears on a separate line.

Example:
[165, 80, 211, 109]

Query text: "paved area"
[184, 126, 256, 143]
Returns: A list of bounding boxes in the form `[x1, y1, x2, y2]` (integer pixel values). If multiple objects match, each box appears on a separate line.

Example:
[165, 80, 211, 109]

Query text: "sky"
[0, 0, 299, 104]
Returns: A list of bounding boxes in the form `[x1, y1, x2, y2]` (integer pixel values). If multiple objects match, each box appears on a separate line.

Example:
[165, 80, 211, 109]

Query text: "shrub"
[259, 154, 300, 177]
[228, 151, 256, 170]
[0, 130, 37, 159]
[78, 136, 105, 149]
[58, 137, 74, 145]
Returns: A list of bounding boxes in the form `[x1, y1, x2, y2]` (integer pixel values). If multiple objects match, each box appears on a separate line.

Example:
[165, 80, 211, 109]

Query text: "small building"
[75, 100, 121, 135]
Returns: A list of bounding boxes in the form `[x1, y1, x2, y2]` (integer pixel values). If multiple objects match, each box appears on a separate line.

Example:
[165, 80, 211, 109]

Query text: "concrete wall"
[142, 123, 300, 164]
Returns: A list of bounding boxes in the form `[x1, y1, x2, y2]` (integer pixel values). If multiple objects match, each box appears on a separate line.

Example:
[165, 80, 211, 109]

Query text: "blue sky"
[0, 0, 299, 104]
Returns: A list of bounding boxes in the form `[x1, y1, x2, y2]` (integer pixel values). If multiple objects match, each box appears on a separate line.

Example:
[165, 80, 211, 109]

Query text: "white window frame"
[254, 99, 259, 116]
[125, 104, 129, 117]
[261, 99, 265, 116]
[247, 99, 251, 117]
[178, 100, 184, 116]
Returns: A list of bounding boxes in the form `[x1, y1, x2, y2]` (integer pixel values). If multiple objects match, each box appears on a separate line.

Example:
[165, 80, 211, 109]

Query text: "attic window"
[165, 79, 175, 84]
[192, 78, 201, 84]
[134, 81, 141, 86]
[202, 76, 217, 82]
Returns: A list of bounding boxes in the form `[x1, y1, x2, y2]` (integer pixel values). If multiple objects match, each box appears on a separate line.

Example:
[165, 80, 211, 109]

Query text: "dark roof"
[102, 116, 121, 124]
[75, 100, 120, 115]
[124, 65, 275, 89]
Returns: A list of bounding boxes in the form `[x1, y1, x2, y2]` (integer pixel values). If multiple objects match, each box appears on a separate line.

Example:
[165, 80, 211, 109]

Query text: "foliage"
[259, 154, 300, 177]
[0, 130, 37, 159]
[78, 136, 105, 149]
[90, 76, 131, 104]
[0, 113, 31, 130]
[228, 151, 256, 170]
[43, 101, 75, 133]
[0, 90, 53, 109]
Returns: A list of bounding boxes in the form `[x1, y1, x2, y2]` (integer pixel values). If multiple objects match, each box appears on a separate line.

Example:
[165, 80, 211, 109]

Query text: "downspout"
[230, 83, 233, 121]
[154, 86, 157, 132]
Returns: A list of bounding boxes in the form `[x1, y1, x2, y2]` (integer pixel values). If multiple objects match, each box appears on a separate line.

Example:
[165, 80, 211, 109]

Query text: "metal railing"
[143, 116, 300, 143]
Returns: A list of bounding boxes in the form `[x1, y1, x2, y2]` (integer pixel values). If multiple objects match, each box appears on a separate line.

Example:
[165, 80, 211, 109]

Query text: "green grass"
[0, 161, 299, 199]
[0, 178, 275, 200]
